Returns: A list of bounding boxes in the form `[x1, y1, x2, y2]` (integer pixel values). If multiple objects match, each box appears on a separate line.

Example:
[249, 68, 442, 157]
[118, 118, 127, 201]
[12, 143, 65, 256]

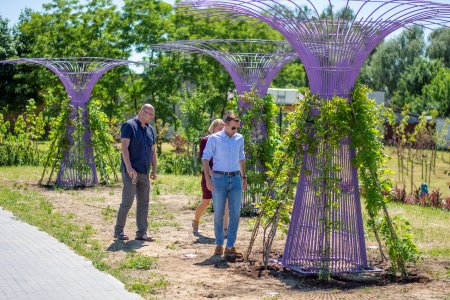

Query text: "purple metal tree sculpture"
[151, 39, 297, 104]
[177, 0, 450, 274]
[0, 57, 153, 188]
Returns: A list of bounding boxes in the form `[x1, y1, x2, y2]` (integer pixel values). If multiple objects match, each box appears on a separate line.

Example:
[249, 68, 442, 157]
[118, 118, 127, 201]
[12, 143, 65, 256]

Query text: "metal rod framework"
[177, 0, 450, 274]
[152, 39, 298, 99]
[0, 57, 154, 188]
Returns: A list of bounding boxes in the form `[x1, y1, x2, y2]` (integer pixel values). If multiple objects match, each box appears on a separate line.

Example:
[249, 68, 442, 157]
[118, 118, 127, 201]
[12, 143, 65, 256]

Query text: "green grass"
[101, 205, 116, 221]
[152, 174, 201, 197]
[0, 165, 43, 181]
[0, 186, 168, 299]
[121, 252, 157, 270]
[126, 273, 169, 296]
[166, 242, 181, 250]
[149, 201, 181, 231]
[361, 199, 450, 257]
[386, 202, 450, 256]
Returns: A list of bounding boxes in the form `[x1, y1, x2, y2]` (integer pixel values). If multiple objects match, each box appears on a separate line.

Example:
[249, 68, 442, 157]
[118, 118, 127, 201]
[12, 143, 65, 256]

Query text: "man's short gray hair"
[140, 104, 155, 112]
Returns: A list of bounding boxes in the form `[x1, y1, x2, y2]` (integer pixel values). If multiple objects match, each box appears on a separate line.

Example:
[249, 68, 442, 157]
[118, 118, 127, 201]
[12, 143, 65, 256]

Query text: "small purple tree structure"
[151, 39, 297, 107]
[178, 0, 450, 274]
[0, 57, 153, 188]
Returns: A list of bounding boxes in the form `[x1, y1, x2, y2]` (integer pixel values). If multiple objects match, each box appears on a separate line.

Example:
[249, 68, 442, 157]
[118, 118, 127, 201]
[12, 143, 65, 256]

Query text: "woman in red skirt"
[192, 119, 229, 235]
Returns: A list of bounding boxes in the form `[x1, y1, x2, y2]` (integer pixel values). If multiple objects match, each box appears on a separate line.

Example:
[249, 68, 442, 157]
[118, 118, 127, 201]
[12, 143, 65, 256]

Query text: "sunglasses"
[231, 126, 240, 131]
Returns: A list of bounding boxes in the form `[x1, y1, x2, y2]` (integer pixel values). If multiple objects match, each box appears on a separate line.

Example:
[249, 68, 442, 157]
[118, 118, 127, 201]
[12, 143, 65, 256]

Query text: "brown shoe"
[192, 220, 200, 233]
[224, 246, 243, 259]
[214, 245, 224, 255]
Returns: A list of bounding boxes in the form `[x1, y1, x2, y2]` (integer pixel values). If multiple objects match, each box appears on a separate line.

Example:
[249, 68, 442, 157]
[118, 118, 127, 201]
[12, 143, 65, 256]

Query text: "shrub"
[158, 153, 199, 175]
[390, 185, 406, 203]
[429, 189, 442, 208]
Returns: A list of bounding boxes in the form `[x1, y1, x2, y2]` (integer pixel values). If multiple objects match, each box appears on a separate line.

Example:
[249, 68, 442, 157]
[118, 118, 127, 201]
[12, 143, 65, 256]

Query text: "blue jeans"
[212, 173, 242, 248]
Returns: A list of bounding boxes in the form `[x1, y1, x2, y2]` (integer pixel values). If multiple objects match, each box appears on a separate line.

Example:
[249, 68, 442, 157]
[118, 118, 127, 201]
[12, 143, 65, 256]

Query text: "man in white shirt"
[202, 111, 247, 258]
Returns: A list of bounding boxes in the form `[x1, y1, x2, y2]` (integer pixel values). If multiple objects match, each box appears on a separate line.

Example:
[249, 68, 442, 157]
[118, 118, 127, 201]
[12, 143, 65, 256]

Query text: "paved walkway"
[0, 208, 142, 300]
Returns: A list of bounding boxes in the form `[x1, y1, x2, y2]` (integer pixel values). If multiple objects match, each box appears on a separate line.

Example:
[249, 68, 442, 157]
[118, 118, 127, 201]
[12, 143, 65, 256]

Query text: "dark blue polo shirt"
[120, 117, 156, 174]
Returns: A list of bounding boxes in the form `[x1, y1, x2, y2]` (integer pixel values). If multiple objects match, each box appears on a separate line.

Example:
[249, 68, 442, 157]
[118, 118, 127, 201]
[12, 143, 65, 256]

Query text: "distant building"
[267, 88, 301, 130]
[367, 91, 387, 106]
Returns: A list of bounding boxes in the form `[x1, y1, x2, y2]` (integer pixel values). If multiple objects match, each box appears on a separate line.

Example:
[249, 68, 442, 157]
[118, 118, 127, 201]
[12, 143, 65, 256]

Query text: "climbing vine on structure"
[351, 85, 420, 277]
[244, 85, 419, 278]
[234, 90, 280, 212]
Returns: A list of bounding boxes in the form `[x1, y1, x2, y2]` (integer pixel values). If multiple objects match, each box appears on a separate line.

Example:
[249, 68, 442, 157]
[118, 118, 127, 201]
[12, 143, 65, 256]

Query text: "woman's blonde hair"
[208, 119, 225, 134]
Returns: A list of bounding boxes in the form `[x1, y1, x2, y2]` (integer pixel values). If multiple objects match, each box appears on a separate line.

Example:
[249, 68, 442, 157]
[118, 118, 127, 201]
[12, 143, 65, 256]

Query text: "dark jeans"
[114, 171, 150, 237]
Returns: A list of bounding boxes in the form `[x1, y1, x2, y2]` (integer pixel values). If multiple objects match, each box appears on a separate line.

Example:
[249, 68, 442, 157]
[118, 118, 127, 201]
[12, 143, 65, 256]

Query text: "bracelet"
[242, 176, 247, 179]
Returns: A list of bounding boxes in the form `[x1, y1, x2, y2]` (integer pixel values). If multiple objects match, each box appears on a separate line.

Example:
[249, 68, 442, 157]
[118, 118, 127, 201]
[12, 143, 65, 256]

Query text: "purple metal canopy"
[0, 57, 154, 188]
[177, 0, 450, 274]
[151, 39, 298, 100]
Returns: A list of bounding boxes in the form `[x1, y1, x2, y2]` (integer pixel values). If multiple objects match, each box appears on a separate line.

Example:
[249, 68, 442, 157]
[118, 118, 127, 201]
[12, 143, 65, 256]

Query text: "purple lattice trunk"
[56, 94, 97, 188]
[283, 68, 367, 273]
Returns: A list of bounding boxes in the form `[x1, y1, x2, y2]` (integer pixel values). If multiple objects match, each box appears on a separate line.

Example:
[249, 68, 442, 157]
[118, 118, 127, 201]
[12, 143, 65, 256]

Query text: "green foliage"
[121, 252, 157, 270]
[247, 85, 419, 278]
[421, 68, 450, 117]
[88, 99, 120, 185]
[121, 0, 174, 52]
[391, 58, 444, 113]
[378, 216, 420, 274]
[360, 26, 425, 97]
[236, 91, 280, 202]
[178, 87, 214, 174]
[40, 98, 72, 185]
[351, 84, 420, 276]
[158, 153, 197, 175]
[272, 61, 307, 88]
[245, 90, 313, 267]
[154, 119, 169, 156]
[67, 105, 92, 184]
[427, 28, 450, 68]
[0, 99, 46, 166]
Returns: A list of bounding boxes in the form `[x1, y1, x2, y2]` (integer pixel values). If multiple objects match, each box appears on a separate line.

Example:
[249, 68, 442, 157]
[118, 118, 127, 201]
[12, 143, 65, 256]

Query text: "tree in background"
[427, 28, 450, 68]
[179, 86, 217, 173]
[272, 60, 307, 88]
[360, 26, 425, 98]
[422, 68, 450, 117]
[0, 15, 20, 111]
[391, 58, 444, 113]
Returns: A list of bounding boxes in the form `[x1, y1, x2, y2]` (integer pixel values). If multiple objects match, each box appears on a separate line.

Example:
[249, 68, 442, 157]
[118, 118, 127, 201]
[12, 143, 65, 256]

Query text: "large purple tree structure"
[0, 57, 153, 188]
[178, 0, 450, 274]
[151, 39, 297, 105]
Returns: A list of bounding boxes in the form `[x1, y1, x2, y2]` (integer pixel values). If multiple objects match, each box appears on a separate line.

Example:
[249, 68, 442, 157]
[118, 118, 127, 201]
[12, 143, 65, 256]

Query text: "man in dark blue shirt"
[114, 104, 157, 241]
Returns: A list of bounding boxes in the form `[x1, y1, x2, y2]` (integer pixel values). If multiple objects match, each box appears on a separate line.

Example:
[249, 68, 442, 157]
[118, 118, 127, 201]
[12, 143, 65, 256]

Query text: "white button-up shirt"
[202, 130, 245, 172]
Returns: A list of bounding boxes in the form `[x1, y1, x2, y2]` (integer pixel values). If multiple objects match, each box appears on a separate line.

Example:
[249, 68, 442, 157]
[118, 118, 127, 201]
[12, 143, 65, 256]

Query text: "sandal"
[135, 234, 155, 242]
[114, 233, 129, 241]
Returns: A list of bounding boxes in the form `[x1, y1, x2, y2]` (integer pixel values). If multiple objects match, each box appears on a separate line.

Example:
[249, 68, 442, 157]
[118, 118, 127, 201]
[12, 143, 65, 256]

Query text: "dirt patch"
[9, 179, 450, 299]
